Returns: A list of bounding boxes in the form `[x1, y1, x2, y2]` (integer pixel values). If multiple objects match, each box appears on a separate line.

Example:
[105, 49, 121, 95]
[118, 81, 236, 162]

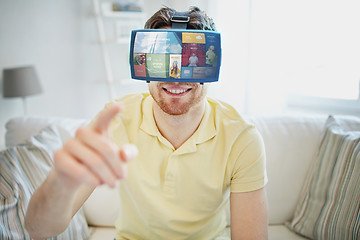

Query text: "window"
[215, 0, 360, 115]
[252, 0, 360, 99]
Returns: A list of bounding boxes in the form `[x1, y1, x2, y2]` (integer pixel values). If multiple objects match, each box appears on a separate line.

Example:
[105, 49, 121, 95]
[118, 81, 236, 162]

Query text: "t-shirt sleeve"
[230, 126, 268, 193]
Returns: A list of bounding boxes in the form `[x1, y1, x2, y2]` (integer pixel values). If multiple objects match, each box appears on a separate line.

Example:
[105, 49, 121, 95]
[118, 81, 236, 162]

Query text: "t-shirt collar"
[140, 95, 216, 153]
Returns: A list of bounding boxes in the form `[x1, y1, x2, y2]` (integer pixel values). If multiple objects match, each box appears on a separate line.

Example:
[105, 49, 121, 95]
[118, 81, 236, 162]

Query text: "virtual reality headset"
[129, 11, 222, 83]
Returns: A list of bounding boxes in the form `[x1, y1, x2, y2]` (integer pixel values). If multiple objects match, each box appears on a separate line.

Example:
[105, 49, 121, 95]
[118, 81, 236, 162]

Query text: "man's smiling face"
[148, 81, 208, 115]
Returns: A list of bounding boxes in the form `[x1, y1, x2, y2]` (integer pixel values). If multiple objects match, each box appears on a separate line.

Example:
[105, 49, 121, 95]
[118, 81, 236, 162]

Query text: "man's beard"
[156, 97, 193, 115]
[150, 83, 206, 116]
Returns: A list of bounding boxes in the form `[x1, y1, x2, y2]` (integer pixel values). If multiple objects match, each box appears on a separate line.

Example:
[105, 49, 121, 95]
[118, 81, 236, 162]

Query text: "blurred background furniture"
[2, 66, 42, 115]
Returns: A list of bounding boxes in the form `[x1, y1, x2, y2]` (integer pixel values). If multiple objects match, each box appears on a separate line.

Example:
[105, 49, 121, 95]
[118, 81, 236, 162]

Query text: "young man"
[25, 7, 268, 240]
[206, 45, 216, 66]
[188, 52, 199, 67]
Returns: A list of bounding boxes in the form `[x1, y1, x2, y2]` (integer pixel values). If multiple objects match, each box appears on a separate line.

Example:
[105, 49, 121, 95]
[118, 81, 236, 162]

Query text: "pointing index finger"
[92, 103, 124, 134]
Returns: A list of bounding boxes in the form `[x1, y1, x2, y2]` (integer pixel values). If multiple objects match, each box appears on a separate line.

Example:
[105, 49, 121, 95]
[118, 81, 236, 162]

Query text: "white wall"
[0, 0, 140, 148]
[0, 0, 227, 149]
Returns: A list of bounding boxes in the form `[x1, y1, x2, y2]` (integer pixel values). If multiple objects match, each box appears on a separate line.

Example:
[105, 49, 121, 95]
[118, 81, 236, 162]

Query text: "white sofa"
[4, 114, 360, 239]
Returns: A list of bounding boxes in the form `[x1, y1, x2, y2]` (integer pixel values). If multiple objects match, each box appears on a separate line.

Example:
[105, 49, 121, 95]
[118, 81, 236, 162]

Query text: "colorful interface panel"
[130, 29, 221, 82]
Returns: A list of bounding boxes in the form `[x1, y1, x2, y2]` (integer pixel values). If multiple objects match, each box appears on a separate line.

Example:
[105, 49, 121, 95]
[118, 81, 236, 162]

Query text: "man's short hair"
[144, 6, 217, 31]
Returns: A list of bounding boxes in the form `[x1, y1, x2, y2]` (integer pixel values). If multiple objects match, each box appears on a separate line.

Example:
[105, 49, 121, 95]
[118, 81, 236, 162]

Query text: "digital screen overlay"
[130, 29, 221, 82]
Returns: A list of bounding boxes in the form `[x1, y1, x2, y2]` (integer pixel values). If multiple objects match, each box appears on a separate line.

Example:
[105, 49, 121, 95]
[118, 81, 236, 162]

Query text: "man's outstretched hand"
[53, 103, 138, 189]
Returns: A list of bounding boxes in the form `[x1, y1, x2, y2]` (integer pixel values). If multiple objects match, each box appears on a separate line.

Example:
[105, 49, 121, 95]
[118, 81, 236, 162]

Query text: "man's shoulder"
[207, 97, 262, 150]
[207, 97, 243, 121]
[207, 97, 255, 133]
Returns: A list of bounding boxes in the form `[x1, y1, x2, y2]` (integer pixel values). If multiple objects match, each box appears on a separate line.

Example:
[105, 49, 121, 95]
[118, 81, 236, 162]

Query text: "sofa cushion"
[248, 115, 327, 224]
[87, 225, 308, 240]
[287, 115, 360, 239]
[268, 225, 307, 240]
[84, 184, 120, 227]
[88, 227, 117, 240]
[5, 116, 88, 147]
[0, 126, 90, 239]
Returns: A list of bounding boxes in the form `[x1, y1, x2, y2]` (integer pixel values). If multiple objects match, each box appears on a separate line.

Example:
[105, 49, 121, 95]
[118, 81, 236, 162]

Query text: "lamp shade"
[3, 66, 42, 98]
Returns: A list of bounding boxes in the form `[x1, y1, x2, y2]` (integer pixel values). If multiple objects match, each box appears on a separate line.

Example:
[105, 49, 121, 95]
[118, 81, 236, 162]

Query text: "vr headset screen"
[130, 29, 221, 83]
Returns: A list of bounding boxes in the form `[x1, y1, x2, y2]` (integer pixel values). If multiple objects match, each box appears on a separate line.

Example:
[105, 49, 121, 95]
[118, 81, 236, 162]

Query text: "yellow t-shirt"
[107, 93, 267, 240]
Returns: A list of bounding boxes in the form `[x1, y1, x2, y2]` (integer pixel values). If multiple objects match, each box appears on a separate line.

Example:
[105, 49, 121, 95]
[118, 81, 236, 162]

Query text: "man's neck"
[153, 100, 206, 150]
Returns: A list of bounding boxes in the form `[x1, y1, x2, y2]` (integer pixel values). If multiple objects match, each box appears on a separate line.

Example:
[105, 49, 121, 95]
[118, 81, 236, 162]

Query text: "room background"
[1, 0, 359, 149]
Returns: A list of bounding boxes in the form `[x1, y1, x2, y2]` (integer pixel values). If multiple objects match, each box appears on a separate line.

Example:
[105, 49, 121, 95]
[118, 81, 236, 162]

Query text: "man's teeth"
[166, 89, 187, 94]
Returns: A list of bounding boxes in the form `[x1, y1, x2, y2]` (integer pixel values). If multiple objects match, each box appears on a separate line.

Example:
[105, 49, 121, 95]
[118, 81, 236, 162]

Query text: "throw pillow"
[287, 116, 360, 239]
[0, 126, 90, 240]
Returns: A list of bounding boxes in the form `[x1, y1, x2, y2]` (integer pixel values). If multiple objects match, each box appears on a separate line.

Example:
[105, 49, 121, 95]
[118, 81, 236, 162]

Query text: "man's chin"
[163, 108, 190, 116]
[159, 103, 190, 116]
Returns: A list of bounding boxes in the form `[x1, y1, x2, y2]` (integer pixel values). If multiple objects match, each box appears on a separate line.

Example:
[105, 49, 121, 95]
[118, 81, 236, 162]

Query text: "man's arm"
[230, 188, 268, 240]
[25, 104, 138, 239]
[25, 172, 95, 239]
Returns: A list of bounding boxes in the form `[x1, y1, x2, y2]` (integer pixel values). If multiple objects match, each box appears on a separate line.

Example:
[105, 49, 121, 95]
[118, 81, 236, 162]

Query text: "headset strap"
[171, 11, 190, 29]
